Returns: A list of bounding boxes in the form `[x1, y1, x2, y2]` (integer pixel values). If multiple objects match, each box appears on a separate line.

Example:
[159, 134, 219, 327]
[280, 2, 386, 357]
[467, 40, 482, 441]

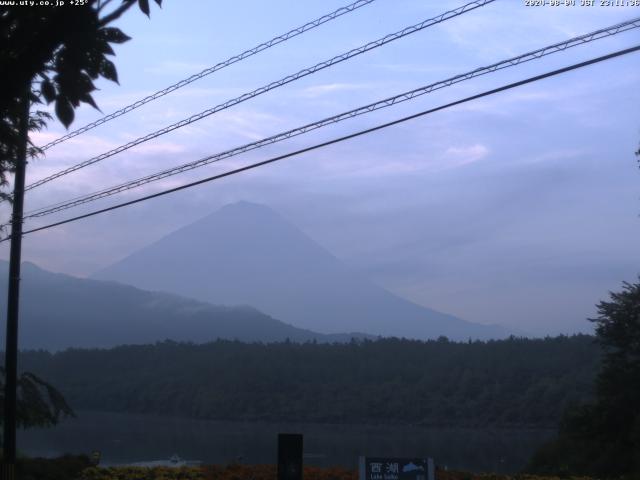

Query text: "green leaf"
[41, 78, 56, 104]
[85, 52, 102, 78]
[99, 58, 118, 84]
[55, 97, 74, 128]
[96, 39, 115, 56]
[138, 0, 150, 16]
[76, 72, 96, 93]
[79, 92, 100, 111]
[29, 91, 41, 105]
[100, 27, 131, 44]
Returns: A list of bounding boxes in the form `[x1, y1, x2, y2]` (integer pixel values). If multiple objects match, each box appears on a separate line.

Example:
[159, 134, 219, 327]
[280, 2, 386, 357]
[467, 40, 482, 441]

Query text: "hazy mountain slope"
[0, 261, 363, 350]
[93, 202, 509, 340]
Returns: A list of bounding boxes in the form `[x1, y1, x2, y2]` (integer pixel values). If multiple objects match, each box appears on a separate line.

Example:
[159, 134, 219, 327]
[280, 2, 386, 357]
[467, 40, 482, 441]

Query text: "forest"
[18, 334, 599, 428]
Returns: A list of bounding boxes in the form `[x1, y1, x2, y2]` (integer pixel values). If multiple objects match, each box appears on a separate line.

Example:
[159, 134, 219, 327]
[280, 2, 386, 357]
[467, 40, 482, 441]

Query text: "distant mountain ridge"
[0, 261, 367, 351]
[93, 201, 510, 340]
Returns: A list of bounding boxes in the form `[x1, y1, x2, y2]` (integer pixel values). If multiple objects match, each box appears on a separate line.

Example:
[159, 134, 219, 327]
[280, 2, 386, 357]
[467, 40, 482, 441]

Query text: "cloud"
[524, 148, 587, 165]
[443, 144, 489, 167]
[371, 63, 453, 74]
[300, 83, 373, 98]
[209, 109, 287, 141]
[438, 2, 639, 60]
[124, 141, 187, 156]
[29, 132, 119, 166]
[89, 90, 157, 109]
[144, 60, 210, 76]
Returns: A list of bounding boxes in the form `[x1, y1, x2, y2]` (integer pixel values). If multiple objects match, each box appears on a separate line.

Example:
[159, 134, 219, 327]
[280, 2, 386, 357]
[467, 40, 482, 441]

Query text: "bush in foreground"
[78, 464, 357, 480]
[11, 459, 614, 480]
[77, 465, 602, 480]
[16, 454, 92, 480]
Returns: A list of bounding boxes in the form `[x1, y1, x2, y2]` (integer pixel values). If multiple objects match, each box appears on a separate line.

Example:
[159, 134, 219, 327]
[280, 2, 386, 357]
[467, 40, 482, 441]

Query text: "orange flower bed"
[79, 464, 595, 480]
[435, 471, 593, 480]
[201, 464, 357, 480]
[78, 464, 359, 480]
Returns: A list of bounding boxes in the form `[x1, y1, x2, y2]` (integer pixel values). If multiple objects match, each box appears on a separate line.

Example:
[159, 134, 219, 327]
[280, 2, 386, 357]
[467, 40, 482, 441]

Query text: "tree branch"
[98, 0, 136, 26]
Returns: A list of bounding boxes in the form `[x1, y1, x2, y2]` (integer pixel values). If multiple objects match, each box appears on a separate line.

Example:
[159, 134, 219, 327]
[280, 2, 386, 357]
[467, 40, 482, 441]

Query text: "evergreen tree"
[529, 280, 640, 476]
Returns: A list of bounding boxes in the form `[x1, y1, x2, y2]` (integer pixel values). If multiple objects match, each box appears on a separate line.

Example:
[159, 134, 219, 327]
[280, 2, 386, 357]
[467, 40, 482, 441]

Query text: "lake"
[18, 411, 554, 473]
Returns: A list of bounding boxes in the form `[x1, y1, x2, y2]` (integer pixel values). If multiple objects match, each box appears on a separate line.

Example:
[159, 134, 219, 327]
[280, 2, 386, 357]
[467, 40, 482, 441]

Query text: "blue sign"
[359, 457, 434, 480]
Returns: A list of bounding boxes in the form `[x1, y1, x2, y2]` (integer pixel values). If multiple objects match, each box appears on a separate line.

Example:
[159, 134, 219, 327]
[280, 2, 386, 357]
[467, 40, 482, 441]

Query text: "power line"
[38, 0, 379, 152]
[10, 44, 638, 241]
[23, 16, 640, 220]
[23, 0, 495, 193]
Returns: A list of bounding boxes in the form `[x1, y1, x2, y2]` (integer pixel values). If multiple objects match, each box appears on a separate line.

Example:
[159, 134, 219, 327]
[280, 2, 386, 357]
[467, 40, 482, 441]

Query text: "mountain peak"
[190, 201, 290, 236]
[94, 203, 510, 340]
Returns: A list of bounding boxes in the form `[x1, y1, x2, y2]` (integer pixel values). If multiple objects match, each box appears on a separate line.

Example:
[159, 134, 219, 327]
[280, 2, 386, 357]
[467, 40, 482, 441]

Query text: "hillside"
[0, 261, 365, 350]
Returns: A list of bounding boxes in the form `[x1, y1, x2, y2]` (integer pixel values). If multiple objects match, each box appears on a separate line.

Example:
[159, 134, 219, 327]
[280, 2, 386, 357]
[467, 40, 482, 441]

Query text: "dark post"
[2, 90, 30, 477]
[277, 433, 303, 480]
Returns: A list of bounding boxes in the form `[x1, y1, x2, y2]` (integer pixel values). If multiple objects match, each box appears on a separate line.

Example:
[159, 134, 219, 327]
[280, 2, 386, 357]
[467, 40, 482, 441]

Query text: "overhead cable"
[24, 0, 496, 192]
[9, 44, 639, 240]
[24, 17, 640, 219]
[38, 0, 379, 151]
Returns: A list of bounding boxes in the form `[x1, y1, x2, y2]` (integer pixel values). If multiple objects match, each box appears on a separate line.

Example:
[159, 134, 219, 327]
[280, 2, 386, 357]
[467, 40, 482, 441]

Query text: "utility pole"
[2, 89, 30, 479]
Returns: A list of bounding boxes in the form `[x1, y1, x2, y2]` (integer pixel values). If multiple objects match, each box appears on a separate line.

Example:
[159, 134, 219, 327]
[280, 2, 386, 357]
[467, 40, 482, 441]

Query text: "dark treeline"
[18, 335, 599, 427]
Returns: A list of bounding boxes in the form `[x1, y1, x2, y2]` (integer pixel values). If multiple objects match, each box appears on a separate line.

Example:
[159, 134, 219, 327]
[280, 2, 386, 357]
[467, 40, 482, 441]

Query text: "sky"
[1, 0, 639, 336]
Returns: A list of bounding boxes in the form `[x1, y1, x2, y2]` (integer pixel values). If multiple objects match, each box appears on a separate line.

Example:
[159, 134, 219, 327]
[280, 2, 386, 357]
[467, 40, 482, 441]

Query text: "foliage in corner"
[0, 366, 74, 428]
[0, 0, 162, 198]
[528, 279, 640, 477]
[16, 454, 92, 480]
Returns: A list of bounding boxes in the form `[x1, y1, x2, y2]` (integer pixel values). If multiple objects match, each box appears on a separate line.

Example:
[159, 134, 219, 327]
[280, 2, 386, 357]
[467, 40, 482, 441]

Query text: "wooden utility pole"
[2, 90, 30, 478]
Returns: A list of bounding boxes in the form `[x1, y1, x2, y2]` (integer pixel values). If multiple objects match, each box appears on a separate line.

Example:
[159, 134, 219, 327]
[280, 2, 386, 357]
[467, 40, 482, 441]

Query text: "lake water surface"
[18, 411, 554, 474]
